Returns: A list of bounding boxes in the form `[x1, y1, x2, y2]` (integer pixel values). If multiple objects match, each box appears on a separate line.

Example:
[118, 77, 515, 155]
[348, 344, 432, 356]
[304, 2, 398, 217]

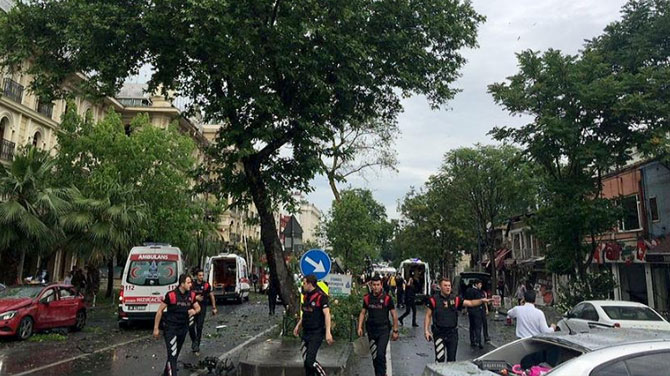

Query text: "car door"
[590, 350, 670, 376]
[57, 287, 80, 326]
[35, 287, 58, 329]
[580, 303, 603, 327]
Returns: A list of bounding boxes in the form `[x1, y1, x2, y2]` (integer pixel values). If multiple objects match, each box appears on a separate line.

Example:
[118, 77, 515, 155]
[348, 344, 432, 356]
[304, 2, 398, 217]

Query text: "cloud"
[306, 0, 628, 219]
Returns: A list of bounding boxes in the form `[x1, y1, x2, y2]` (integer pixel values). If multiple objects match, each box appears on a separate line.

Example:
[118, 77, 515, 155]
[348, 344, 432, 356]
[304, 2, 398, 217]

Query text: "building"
[593, 160, 670, 316]
[296, 201, 323, 246]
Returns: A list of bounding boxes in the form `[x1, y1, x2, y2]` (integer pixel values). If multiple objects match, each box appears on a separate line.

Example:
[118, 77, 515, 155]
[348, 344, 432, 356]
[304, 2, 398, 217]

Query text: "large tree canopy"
[0, 0, 484, 313]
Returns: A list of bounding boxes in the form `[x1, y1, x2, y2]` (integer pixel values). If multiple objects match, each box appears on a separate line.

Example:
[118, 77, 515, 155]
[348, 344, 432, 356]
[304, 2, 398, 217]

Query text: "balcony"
[36, 101, 54, 119]
[0, 139, 15, 161]
[2, 78, 24, 104]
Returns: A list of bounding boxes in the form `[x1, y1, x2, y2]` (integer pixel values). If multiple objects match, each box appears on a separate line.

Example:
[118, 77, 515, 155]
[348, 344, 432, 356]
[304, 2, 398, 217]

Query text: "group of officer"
[152, 269, 216, 376]
[151, 271, 490, 376]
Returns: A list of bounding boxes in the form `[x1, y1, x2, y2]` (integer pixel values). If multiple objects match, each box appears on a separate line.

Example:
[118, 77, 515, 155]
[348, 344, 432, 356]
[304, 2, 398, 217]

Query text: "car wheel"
[71, 310, 86, 331]
[17, 316, 33, 340]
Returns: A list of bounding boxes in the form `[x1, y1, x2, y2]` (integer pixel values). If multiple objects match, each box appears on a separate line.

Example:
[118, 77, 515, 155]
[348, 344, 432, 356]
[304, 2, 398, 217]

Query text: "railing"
[0, 139, 15, 161]
[36, 101, 54, 119]
[2, 78, 24, 103]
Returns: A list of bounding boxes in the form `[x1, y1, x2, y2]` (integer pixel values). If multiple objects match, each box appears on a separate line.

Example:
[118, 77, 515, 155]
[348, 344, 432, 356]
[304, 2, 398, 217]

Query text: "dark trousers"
[188, 307, 207, 351]
[269, 293, 277, 315]
[163, 325, 188, 376]
[468, 308, 483, 346]
[367, 329, 390, 376]
[482, 310, 490, 341]
[396, 290, 404, 307]
[433, 327, 458, 362]
[301, 331, 327, 376]
[399, 300, 417, 325]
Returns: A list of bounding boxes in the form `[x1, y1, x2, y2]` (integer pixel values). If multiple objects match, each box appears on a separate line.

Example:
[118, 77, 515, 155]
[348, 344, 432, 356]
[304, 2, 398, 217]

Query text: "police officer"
[293, 274, 334, 376]
[357, 275, 399, 376]
[466, 279, 486, 348]
[189, 269, 217, 355]
[154, 274, 201, 376]
[399, 274, 418, 327]
[424, 278, 489, 362]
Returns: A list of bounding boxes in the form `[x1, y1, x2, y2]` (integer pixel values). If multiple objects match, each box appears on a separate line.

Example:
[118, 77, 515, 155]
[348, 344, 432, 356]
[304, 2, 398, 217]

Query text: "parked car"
[557, 300, 670, 332]
[0, 284, 87, 340]
[205, 253, 250, 304]
[422, 328, 670, 376]
[399, 258, 431, 301]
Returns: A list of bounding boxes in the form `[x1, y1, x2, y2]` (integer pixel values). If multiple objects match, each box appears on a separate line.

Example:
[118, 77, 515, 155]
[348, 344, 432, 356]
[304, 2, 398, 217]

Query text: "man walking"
[506, 290, 556, 339]
[424, 279, 490, 362]
[268, 279, 278, 315]
[395, 273, 405, 309]
[399, 274, 418, 327]
[293, 275, 334, 376]
[465, 279, 486, 348]
[189, 269, 217, 355]
[154, 274, 201, 376]
[357, 275, 399, 376]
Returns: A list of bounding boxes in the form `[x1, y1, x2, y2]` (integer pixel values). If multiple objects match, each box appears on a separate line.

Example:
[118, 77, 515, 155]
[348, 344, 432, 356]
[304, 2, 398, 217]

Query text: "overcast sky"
[306, 0, 629, 219]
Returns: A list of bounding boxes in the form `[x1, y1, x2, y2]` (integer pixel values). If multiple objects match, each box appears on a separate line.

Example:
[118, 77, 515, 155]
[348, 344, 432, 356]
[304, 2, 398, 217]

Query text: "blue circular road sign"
[300, 249, 331, 281]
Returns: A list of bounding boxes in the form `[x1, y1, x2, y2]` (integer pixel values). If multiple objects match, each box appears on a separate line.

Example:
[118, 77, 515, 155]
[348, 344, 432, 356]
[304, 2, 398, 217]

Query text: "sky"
[306, 0, 629, 219]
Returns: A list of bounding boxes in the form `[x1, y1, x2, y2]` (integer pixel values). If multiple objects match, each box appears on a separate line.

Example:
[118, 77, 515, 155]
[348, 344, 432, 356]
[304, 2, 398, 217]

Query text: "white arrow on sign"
[305, 256, 326, 273]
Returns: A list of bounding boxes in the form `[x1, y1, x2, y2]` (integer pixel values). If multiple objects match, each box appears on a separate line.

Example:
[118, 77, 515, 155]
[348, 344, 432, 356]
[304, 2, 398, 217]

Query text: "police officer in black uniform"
[189, 269, 217, 355]
[398, 274, 418, 327]
[424, 278, 489, 362]
[357, 275, 399, 376]
[154, 274, 201, 376]
[465, 279, 486, 348]
[293, 274, 334, 376]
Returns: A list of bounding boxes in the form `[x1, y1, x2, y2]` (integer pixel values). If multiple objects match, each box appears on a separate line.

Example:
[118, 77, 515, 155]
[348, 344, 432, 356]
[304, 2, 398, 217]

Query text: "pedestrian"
[465, 279, 486, 348]
[71, 268, 86, 294]
[189, 269, 217, 355]
[395, 273, 405, 309]
[251, 272, 259, 293]
[293, 274, 333, 376]
[389, 273, 396, 297]
[268, 279, 278, 315]
[153, 274, 201, 376]
[515, 281, 527, 305]
[497, 279, 505, 299]
[506, 289, 556, 339]
[424, 278, 490, 362]
[63, 270, 73, 285]
[399, 274, 418, 327]
[382, 274, 390, 294]
[357, 275, 399, 376]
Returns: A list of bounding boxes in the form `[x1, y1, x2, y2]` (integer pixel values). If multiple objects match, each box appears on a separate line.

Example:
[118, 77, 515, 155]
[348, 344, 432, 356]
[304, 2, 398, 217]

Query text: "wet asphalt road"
[351, 306, 515, 376]
[0, 292, 281, 376]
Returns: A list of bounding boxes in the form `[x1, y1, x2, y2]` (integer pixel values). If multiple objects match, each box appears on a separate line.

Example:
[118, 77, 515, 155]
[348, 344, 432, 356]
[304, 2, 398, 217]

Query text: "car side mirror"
[565, 312, 573, 319]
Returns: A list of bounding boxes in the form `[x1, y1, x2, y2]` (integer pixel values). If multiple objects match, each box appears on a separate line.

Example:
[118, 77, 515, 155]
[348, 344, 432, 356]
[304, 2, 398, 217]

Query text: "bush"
[556, 271, 617, 313]
[328, 287, 365, 340]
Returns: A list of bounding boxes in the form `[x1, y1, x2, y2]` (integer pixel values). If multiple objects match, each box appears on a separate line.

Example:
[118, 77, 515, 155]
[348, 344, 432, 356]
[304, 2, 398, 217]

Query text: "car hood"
[422, 361, 499, 376]
[0, 298, 33, 312]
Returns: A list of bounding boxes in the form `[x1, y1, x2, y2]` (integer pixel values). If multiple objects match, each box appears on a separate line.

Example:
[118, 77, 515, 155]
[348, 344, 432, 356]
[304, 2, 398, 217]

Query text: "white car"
[558, 300, 670, 332]
[422, 328, 670, 376]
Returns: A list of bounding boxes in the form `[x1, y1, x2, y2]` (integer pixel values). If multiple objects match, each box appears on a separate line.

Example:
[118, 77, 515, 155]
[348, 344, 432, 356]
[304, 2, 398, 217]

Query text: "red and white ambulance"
[118, 244, 185, 328]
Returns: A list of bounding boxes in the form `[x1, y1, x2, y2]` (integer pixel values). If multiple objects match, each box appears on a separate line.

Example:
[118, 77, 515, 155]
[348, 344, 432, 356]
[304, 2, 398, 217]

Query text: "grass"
[28, 333, 68, 342]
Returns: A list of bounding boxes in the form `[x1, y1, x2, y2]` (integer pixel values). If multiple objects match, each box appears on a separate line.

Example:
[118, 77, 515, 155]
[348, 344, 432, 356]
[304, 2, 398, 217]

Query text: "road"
[0, 293, 280, 376]
[350, 305, 516, 376]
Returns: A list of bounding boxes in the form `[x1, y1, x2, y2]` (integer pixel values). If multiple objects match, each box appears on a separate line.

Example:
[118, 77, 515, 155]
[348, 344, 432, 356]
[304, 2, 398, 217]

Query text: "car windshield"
[126, 260, 178, 286]
[602, 306, 663, 321]
[0, 286, 43, 299]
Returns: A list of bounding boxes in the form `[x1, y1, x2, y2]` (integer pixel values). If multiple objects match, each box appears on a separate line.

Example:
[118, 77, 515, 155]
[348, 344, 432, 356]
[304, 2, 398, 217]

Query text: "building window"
[32, 131, 42, 148]
[619, 194, 642, 232]
[650, 197, 659, 222]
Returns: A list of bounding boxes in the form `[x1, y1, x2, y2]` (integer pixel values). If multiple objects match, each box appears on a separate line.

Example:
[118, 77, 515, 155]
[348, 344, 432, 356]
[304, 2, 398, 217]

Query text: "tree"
[323, 189, 389, 272]
[320, 119, 399, 202]
[0, 147, 73, 284]
[62, 184, 145, 298]
[0, 0, 484, 313]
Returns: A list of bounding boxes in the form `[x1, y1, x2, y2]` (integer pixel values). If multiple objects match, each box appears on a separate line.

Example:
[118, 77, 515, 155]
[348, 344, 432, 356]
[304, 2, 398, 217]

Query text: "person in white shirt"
[506, 290, 556, 339]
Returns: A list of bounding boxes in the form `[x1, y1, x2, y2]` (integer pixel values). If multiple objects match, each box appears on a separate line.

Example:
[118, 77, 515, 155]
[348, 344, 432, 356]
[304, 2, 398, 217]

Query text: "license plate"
[126, 304, 147, 311]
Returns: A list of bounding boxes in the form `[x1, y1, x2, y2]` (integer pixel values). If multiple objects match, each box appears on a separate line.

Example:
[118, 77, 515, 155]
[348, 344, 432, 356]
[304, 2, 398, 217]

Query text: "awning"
[495, 248, 512, 270]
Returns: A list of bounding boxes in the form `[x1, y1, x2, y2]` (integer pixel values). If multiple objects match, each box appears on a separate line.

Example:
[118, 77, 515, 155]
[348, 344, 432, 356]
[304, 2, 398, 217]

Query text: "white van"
[205, 253, 250, 304]
[118, 244, 184, 327]
[399, 258, 431, 300]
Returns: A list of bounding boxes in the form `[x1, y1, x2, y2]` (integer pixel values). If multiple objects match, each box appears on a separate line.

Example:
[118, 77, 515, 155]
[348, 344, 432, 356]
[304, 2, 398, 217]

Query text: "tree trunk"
[106, 256, 114, 298]
[327, 173, 341, 202]
[244, 160, 299, 315]
[17, 249, 26, 284]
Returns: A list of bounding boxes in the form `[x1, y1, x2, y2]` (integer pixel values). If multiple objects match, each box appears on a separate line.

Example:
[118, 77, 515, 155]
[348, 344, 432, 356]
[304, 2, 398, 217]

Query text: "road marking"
[11, 334, 154, 376]
[190, 324, 278, 376]
[387, 339, 393, 376]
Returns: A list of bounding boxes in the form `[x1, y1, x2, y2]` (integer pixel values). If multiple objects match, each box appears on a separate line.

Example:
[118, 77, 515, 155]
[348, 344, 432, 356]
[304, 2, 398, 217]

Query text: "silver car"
[422, 328, 670, 376]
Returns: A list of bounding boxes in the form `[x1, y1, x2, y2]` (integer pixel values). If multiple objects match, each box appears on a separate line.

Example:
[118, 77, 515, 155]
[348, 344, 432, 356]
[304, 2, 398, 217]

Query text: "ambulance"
[118, 244, 185, 328]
